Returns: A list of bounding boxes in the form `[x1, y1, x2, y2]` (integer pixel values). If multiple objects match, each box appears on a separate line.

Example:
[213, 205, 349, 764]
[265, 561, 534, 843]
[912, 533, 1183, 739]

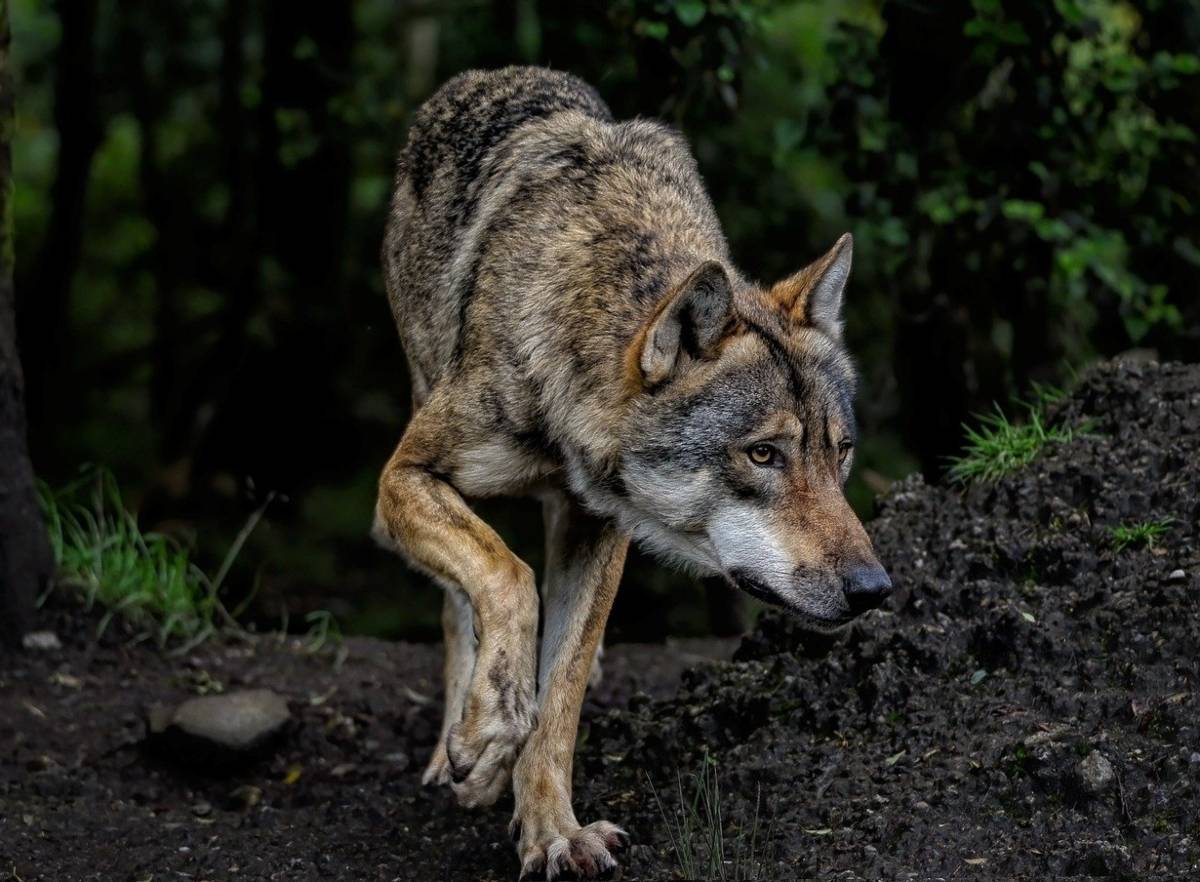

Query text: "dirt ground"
[2, 360, 1198, 881]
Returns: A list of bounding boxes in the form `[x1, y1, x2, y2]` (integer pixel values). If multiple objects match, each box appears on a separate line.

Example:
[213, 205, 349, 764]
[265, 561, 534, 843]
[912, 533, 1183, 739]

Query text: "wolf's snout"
[842, 565, 892, 615]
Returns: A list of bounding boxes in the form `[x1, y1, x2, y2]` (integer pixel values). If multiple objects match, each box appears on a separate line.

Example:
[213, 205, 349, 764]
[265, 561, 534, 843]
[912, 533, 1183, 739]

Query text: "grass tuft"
[947, 386, 1079, 484]
[38, 467, 267, 650]
[1109, 518, 1173, 552]
[302, 609, 344, 653]
[648, 754, 777, 882]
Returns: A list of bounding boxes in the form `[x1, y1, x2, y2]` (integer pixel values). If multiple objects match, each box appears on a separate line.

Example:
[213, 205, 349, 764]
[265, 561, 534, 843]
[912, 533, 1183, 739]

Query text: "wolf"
[374, 66, 891, 880]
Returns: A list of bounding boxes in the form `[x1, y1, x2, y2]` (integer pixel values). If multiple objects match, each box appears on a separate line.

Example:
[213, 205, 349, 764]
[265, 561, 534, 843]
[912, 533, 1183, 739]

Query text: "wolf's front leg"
[375, 417, 539, 808]
[511, 494, 630, 880]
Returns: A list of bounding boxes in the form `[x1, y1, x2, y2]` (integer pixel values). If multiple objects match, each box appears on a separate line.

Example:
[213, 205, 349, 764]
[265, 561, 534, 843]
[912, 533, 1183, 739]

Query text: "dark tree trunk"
[893, 292, 971, 478]
[256, 0, 352, 300]
[19, 0, 101, 457]
[193, 0, 354, 495]
[119, 6, 190, 458]
[0, 2, 54, 645]
[215, 0, 254, 355]
[135, 0, 260, 506]
[192, 0, 260, 451]
[169, 0, 258, 474]
[880, 2, 978, 479]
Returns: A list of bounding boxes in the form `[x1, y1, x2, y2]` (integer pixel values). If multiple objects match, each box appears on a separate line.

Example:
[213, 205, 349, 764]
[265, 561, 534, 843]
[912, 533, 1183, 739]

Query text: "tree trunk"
[193, 0, 354, 495]
[119, 7, 187, 456]
[18, 0, 101, 456]
[0, 0, 54, 645]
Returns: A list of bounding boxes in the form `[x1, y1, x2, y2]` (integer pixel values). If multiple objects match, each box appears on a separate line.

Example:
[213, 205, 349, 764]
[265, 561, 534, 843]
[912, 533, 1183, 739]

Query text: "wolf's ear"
[770, 233, 852, 339]
[636, 261, 734, 387]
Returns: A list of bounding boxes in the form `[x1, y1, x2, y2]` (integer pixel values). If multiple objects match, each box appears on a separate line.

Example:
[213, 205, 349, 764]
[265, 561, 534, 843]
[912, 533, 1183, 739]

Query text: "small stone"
[26, 754, 55, 772]
[22, 631, 62, 651]
[191, 801, 212, 817]
[384, 751, 410, 771]
[1078, 750, 1116, 795]
[1024, 723, 1071, 747]
[913, 800, 931, 812]
[147, 688, 291, 767]
[1166, 569, 1186, 583]
[227, 784, 262, 811]
[1189, 752, 1200, 766]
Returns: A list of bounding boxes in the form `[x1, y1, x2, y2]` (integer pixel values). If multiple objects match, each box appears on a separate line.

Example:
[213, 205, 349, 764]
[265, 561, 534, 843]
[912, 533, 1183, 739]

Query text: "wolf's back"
[404, 67, 612, 203]
[383, 68, 614, 397]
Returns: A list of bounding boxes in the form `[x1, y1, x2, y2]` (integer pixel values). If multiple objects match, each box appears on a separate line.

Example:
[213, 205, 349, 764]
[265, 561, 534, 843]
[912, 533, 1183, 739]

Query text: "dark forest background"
[10, 0, 1199, 641]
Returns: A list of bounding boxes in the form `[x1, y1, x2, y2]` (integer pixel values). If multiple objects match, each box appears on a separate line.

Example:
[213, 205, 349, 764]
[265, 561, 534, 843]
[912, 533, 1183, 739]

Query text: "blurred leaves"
[8, 0, 1198, 637]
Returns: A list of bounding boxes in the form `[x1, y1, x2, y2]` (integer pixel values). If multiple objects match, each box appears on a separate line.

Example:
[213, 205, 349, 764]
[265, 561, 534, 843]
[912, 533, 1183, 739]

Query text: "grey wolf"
[373, 66, 890, 880]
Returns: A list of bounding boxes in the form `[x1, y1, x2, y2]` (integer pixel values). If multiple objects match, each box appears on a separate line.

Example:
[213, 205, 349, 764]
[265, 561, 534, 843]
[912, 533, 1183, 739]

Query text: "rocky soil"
[2, 360, 1198, 881]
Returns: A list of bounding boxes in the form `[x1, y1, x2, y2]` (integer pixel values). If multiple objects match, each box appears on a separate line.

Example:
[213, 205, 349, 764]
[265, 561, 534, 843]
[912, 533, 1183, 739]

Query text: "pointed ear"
[770, 233, 853, 339]
[636, 261, 734, 387]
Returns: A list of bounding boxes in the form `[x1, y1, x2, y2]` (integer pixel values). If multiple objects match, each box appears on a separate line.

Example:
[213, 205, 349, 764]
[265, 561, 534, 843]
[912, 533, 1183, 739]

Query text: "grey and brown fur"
[374, 66, 890, 881]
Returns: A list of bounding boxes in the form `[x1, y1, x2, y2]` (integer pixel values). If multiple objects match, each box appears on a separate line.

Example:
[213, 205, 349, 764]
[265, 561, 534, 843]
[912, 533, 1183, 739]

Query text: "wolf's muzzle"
[842, 565, 892, 616]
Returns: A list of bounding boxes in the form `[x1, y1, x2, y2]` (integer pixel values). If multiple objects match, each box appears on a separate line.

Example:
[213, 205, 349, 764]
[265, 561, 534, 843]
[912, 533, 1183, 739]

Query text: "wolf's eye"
[748, 444, 780, 467]
[838, 439, 854, 465]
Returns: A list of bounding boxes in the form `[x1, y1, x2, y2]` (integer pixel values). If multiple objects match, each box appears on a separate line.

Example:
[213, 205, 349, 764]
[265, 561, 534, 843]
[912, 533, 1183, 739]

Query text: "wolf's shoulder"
[404, 67, 613, 197]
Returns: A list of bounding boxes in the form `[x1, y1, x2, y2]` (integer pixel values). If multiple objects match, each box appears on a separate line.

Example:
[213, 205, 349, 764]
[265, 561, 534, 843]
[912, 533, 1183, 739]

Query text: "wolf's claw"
[421, 744, 453, 787]
[516, 819, 628, 880]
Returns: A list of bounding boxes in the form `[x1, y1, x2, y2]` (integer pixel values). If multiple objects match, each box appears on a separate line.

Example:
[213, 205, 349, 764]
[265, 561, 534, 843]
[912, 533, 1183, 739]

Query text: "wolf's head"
[614, 234, 889, 629]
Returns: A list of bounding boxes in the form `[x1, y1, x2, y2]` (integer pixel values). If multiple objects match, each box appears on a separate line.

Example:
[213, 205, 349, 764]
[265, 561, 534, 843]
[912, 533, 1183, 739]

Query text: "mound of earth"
[587, 359, 1200, 880]
[2, 360, 1198, 881]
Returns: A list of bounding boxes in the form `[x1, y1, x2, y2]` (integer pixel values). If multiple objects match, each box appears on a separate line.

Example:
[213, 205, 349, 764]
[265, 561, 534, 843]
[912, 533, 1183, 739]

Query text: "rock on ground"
[1077, 750, 1115, 796]
[147, 688, 292, 765]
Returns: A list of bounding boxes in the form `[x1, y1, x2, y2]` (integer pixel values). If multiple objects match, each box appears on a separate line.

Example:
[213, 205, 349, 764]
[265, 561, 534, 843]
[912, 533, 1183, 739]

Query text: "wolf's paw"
[421, 741, 452, 787]
[512, 816, 629, 881]
[446, 710, 535, 808]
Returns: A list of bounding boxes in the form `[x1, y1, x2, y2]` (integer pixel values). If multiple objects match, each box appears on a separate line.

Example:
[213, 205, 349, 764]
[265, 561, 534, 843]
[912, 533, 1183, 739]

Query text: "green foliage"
[1109, 518, 1173, 552]
[38, 467, 277, 650]
[947, 393, 1078, 484]
[8, 0, 1198, 637]
[39, 468, 236, 648]
[648, 754, 778, 881]
[810, 0, 1198, 363]
[302, 608, 344, 653]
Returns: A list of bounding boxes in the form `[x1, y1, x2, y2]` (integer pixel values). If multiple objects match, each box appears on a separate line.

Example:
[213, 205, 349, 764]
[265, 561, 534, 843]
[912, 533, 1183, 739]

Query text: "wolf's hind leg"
[375, 407, 538, 809]
[511, 492, 630, 880]
[422, 587, 477, 786]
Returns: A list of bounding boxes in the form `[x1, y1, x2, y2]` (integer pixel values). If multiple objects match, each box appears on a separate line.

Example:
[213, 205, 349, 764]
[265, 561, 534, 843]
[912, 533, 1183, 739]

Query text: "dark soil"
[3, 360, 1199, 881]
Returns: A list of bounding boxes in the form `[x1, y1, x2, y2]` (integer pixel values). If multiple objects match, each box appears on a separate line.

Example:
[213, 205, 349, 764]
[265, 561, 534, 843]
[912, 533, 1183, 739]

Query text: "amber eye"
[838, 439, 854, 464]
[748, 443, 779, 467]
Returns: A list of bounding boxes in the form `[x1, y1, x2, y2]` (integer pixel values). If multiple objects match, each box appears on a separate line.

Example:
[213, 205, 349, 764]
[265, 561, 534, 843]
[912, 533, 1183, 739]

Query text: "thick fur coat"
[374, 67, 889, 880]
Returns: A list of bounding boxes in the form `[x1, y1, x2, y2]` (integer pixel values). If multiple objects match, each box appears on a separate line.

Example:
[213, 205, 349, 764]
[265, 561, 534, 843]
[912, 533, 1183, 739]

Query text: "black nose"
[843, 565, 892, 616]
